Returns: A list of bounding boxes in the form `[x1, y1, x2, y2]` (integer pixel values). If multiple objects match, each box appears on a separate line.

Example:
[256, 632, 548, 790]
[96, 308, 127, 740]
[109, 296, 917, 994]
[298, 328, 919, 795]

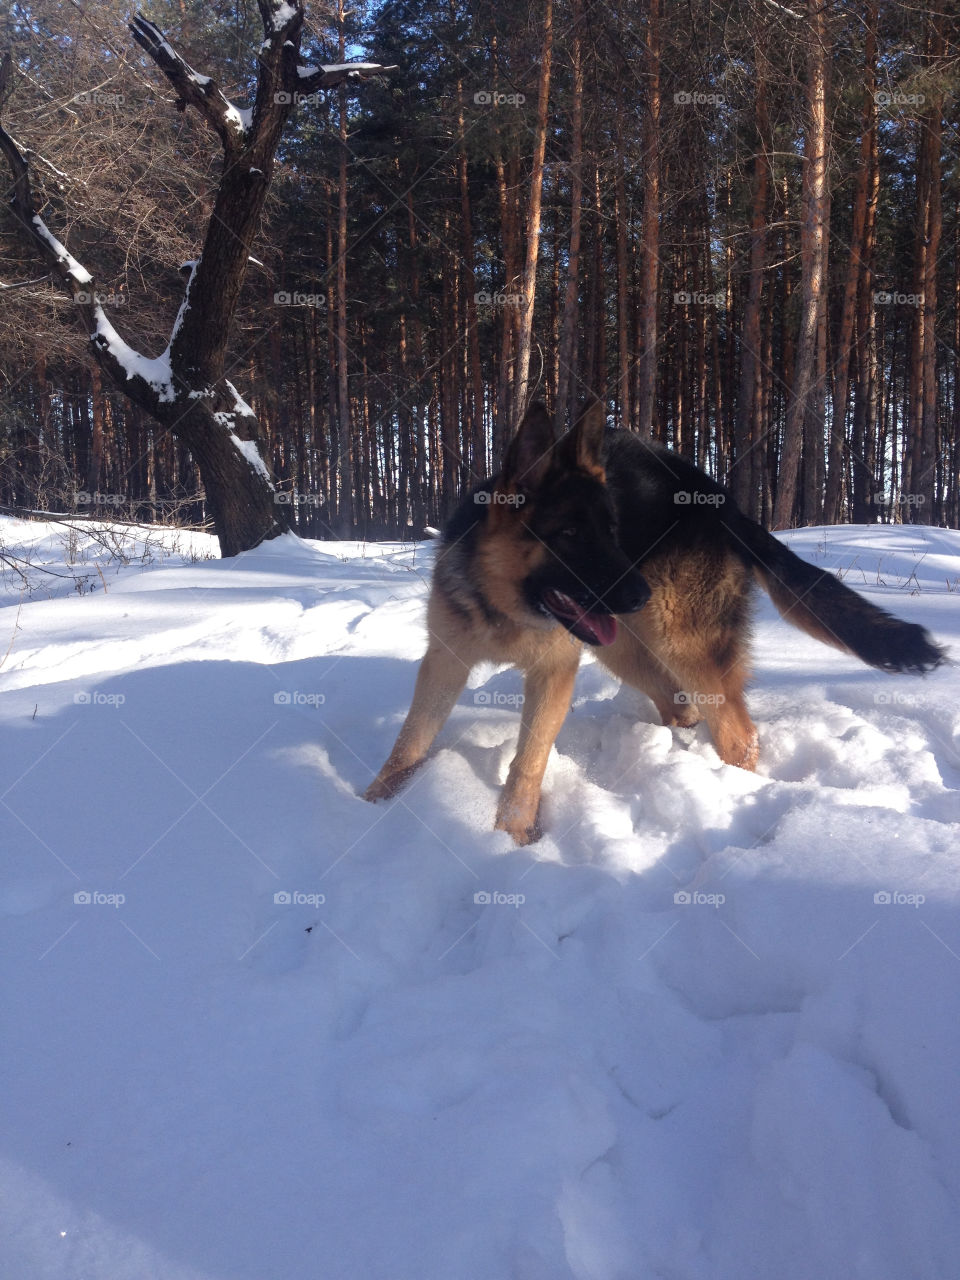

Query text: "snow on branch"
[257, 0, 304, 37]
[215, 381, 274, 484]
[129, 16, 250, 145]
[0, 108, 176, 414]
[296, 62, 394, 92]
[91, 305, 176, 403]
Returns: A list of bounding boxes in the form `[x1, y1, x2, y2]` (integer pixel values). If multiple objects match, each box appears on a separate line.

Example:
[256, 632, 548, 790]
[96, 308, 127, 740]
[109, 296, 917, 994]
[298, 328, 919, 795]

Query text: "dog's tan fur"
[365, 406, 759, 843]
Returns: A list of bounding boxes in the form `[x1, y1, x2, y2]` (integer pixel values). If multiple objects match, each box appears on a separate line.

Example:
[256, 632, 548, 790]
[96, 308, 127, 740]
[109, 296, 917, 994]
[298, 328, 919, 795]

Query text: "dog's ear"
[500, 402, 555, 491]
[557, 398, 606, 477]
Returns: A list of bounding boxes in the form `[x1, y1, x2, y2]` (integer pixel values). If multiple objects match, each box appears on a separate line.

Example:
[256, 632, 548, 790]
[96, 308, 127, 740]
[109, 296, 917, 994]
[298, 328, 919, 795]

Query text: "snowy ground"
[1, 513, 959, 1280]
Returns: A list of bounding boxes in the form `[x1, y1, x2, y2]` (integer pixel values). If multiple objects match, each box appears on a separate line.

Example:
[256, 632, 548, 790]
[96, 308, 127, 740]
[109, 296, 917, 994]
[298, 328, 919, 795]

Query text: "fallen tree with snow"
[0, 4, 387, 556]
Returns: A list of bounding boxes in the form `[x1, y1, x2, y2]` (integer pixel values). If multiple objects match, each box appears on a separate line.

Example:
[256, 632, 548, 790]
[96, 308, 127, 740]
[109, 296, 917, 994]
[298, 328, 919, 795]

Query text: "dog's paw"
[363, 766, 416, 802]
[494, 814, 543, 846]
[494, 794, 543, 846]
[722, 729, 759, 772]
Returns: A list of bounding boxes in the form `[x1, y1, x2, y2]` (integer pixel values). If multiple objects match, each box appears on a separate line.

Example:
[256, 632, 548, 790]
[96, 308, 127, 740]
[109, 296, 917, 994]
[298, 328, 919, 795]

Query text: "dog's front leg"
[365, 644, 470, 801]
[495, 654, 579, 846]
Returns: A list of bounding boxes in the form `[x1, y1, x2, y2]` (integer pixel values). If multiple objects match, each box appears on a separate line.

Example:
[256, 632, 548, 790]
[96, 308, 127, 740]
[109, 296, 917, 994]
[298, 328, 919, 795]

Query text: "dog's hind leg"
[365, 644, 471, 801]
[495, 651, 580, 846]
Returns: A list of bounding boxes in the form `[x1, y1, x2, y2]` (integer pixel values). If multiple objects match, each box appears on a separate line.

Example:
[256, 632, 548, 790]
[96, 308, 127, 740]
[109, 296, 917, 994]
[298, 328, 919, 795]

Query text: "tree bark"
[635, 0, 661, 440]
[556, 0, 584, 433]
[824, 4, 876, 523]
[772, 0, 829, 529]
[513, 0, 553, 423]
[731, 80, 770, 516]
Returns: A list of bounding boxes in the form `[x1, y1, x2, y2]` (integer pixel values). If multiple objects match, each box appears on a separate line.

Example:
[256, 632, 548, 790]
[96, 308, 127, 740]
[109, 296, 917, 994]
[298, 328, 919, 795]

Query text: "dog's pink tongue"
[579, 609, 617, 646]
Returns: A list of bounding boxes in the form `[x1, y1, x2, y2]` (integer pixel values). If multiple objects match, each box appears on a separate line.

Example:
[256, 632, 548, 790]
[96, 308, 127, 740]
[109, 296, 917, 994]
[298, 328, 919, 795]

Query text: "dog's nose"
[602, 572, 651, 615]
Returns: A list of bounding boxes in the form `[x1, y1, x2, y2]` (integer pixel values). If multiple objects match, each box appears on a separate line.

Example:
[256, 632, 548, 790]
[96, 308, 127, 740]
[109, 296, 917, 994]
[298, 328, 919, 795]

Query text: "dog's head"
[485, 400, 650, 646]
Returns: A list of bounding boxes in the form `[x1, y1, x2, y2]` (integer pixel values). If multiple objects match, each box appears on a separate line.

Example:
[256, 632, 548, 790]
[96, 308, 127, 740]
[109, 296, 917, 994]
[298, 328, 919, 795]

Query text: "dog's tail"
[731, 516, 945, 674]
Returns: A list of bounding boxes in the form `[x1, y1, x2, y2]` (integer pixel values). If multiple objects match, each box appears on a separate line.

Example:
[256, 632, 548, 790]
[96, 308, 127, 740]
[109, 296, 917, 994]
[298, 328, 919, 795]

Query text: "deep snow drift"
[1, 514, 958, 1280]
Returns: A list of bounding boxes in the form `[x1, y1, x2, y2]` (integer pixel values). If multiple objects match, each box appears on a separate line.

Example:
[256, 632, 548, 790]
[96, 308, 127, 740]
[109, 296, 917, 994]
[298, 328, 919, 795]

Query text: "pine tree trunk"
[556, 0, 584, 432]
[773, 0, 829, 528]
[513, 0, 553, 422]
[635, 0, 661, 439]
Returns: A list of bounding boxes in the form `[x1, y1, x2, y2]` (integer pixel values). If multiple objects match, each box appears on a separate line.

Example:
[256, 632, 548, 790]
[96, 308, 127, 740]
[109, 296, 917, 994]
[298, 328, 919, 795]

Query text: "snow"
[1, 517, 959, 1279]
[224, 431, 271, 481]
[224, 103, 252, 134]
[213, 381, 272, 483]
[316, 61, 384, 75]
[31, 215, 93, 287]
[91, 305, 176, 402]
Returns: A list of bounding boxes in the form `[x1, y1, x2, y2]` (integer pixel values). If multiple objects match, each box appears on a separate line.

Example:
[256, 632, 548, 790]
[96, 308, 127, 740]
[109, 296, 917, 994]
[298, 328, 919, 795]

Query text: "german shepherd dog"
[366, 401, 945, 845]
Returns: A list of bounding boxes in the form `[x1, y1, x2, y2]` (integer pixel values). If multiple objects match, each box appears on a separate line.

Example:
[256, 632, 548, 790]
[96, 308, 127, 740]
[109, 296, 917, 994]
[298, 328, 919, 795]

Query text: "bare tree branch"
[129, 16, 249, 153]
